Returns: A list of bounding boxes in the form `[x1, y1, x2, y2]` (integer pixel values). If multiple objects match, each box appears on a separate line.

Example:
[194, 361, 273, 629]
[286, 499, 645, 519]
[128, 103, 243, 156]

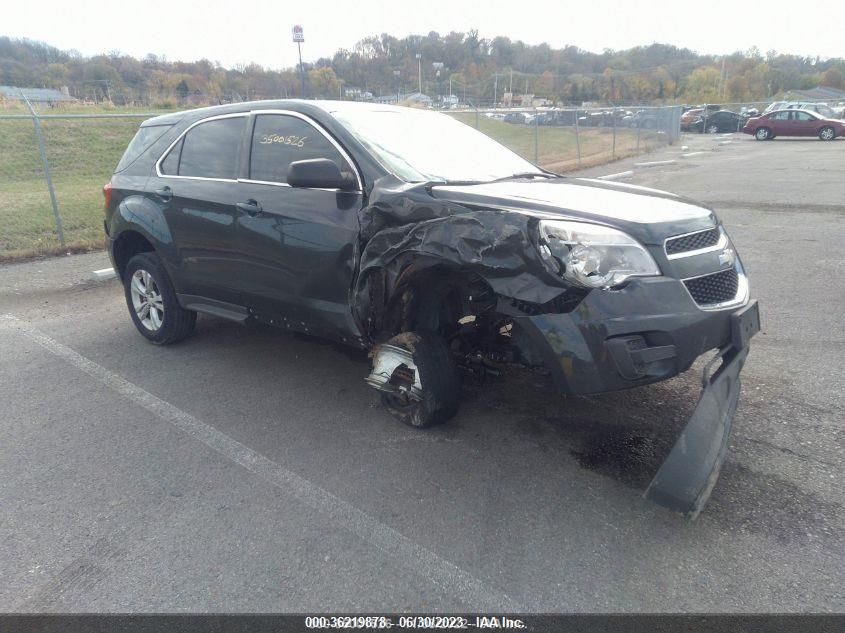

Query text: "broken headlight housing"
[537, 220, 661, 289]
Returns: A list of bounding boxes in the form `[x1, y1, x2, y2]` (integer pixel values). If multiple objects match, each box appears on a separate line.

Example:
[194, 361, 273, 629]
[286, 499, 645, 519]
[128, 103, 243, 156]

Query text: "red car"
[742, 109, 845, 141]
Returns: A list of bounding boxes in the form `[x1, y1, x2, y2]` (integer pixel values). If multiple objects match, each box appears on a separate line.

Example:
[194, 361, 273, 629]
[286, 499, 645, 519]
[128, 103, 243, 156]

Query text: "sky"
[3, 0, 841, 69]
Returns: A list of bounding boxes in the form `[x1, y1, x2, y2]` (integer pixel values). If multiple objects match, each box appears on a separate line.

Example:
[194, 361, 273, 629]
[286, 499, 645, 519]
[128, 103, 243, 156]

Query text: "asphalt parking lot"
[1, 133, 843, 612]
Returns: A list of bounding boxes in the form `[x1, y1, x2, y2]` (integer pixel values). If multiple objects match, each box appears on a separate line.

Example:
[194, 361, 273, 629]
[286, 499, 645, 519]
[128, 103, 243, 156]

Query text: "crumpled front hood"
[431, 177, 717, 244]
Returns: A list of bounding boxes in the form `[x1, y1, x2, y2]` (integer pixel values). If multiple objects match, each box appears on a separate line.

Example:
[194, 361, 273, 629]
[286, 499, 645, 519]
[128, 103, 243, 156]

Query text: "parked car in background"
[681, 108, 705, 130]
[689, 110, 747, 134]
[742, 109, 845, 140]
[623, 109, 659, 129]
[681, 105, 721, 130]
[762, 101, 839, 119]
[503, 112, 527, 124]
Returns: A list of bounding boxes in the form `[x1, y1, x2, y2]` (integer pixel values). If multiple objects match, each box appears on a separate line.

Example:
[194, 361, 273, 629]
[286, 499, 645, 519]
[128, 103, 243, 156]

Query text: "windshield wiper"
[490, 172, 560, 183]
[425, 179, 487, 187]
[424, 173, 560, 188]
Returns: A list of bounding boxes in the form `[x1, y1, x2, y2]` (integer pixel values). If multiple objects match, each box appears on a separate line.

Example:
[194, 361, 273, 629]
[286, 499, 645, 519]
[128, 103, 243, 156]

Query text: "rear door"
[233, 111, 364, 341]
[155, 114, 248, 304]
[768, 111, 791, 135]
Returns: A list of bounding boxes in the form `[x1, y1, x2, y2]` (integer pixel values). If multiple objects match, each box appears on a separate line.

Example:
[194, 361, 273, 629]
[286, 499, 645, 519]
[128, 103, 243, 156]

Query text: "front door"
[792, 110, 819, 136]
[234, 111, 364, 342]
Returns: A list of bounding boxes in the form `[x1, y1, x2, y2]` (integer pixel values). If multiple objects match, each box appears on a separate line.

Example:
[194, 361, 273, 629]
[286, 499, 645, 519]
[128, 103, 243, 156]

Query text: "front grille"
[666, 228, 720, 255]
[684, 268, 739, 306]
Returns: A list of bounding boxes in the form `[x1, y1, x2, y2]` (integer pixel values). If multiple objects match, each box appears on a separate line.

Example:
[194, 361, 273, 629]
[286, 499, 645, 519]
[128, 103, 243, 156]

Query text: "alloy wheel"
[130, 269, 164, 331]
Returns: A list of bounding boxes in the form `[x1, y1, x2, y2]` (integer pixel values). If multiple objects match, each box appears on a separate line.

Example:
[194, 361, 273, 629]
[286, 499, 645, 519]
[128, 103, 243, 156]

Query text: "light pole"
[292, 25, 305, 98]
[416, 53, 422, 94]
[393, 70, 401, 103]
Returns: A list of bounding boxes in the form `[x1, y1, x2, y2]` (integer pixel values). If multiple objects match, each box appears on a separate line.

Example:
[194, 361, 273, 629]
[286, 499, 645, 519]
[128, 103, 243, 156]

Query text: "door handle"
[237, 199, 263, 217]
[155, 186, 172, 202]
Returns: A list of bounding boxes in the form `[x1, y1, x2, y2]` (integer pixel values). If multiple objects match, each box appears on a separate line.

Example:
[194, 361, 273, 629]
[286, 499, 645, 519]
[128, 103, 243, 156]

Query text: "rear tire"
[819, 126, 836, 141]
[123, 252, 196, 345]
[755, 127, 771, 141]
[378, 331, 461, 429]
[706, 124, 719, 134]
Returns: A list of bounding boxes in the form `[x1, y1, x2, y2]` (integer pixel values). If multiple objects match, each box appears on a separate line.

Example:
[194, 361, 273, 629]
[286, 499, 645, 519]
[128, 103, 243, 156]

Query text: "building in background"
[0, 86, 77, 106]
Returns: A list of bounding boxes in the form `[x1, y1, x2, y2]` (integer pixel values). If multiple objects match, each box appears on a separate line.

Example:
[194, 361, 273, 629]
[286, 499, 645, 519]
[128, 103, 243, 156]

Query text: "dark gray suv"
[104, 100, 760, 517]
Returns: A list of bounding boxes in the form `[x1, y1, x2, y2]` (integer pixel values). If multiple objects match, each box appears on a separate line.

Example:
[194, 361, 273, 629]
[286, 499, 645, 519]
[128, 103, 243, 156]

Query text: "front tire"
[819, 126, 836, 141]
[377, 331, 461, 429]
[123, 252, 196, 344]
[755, 127, 771, 141]
[706, 124, 719, 134]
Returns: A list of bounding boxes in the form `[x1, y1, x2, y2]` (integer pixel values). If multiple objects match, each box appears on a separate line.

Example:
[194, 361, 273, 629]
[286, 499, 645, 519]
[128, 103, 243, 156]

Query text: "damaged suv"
[105, 101, 760, 517]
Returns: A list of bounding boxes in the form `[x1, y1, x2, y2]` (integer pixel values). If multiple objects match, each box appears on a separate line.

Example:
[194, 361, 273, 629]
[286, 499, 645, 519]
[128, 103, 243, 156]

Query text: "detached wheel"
[755, 127, 771, 141]
[819, 126, 836, 141]
[371, 331, 461, 429]
[124, 252, 196, 344]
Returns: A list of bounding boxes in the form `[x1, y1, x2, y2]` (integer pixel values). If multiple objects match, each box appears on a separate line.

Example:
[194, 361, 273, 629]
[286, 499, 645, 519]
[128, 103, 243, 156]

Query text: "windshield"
[330, 106, 542, 183]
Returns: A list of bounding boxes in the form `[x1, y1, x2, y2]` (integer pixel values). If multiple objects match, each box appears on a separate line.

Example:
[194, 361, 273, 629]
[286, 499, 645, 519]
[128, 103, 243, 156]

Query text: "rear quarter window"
[115, 124, 173, 172]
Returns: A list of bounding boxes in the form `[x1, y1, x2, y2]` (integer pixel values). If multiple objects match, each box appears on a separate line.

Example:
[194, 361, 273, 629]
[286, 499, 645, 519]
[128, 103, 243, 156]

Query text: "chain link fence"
[0, 108, 161, 259]
[0, 102, 682, 260]
[447, 105, 681, 172]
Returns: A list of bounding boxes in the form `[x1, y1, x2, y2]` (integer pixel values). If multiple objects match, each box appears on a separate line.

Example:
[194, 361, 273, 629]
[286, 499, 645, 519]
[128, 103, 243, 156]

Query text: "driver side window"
[248, 114, 350, 184]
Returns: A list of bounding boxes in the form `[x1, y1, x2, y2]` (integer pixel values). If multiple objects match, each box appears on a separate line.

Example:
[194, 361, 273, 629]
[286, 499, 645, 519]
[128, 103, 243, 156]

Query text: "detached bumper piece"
[645, 300, 760, 518]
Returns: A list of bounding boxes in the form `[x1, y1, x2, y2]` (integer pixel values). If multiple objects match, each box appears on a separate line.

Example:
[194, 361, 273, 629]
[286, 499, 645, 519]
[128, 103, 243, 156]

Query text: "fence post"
[533, 107, 539, 165]
[21, 91, 65, 249]
[475, 106, 479, 129]
[636, 117, 641, 153]
[574, 108, 582, 167]
[612, 108, 617, 160]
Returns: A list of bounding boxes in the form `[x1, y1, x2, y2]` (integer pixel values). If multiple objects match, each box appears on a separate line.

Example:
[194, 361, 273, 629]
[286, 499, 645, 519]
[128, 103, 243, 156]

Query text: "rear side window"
[173, 116, 246, 179]
[248, 114, 349, 183]
[115, 124, 173, 172]
[159, 137, 183, 175]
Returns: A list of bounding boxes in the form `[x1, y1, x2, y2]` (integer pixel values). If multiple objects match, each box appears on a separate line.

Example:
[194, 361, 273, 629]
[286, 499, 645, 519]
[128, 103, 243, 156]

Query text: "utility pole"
[494, 74, 498, 107]
[416, 53, 422, 94]
[509, 69, 513, 93]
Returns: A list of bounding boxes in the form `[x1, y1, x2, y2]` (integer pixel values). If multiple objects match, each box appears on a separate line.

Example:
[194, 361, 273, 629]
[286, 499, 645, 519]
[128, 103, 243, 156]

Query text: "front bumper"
[510, 276, 761, 517]
[511, 275, 746, 396]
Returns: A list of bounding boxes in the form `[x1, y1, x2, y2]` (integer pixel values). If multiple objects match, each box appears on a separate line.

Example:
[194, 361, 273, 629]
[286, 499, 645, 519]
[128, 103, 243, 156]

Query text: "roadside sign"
[292, 25, 304, 43]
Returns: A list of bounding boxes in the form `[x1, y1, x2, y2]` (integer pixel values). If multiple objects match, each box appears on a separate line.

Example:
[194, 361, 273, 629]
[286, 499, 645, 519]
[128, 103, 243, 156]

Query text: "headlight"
[537, 220, 661, 289]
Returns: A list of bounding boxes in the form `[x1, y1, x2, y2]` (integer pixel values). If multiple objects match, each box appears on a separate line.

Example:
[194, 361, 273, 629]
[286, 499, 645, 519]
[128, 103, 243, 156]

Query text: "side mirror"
[287, 158, 356, 190]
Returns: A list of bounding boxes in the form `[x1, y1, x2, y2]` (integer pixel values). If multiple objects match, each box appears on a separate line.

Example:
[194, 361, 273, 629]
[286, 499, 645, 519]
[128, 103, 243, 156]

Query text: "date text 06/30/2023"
[303, 615, 527, 629]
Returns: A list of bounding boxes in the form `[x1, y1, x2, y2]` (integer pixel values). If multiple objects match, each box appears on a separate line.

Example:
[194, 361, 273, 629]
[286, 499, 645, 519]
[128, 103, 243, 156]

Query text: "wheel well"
[380, 266, 498, 339]
[112, 231, 155, 279]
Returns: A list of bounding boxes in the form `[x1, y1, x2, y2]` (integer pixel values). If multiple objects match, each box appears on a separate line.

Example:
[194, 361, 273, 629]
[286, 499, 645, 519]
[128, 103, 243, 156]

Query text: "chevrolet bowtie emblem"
[718, 248, 736, 267]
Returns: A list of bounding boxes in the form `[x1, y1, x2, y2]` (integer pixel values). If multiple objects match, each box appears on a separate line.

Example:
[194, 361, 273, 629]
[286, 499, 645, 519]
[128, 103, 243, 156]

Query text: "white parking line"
[634, 159, 677, 168]
[91, 268, 117, 281]
[0, 314, 521, 610]
[596, 170, 634, 180]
